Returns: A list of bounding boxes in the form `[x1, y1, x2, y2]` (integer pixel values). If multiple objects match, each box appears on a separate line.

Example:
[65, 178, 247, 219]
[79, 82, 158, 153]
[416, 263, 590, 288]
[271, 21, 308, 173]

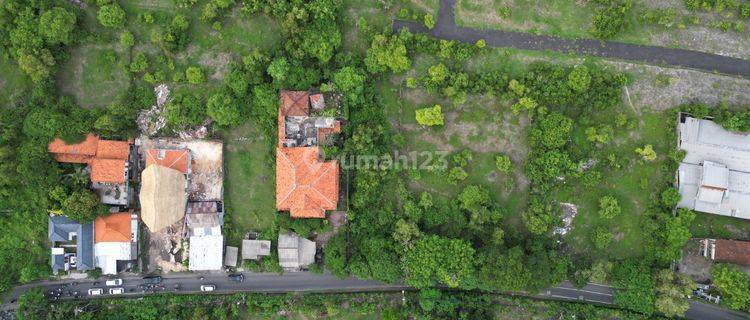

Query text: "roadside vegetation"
[1, 0, 750, 319]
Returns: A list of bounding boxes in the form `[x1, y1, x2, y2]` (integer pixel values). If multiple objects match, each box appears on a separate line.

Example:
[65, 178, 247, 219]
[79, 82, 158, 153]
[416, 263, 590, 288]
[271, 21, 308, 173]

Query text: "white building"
[677, 116, 750, 219]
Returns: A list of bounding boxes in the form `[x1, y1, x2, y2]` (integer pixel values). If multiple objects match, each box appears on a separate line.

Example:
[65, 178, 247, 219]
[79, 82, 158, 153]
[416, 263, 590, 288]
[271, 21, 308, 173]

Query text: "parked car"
[228, 273, 244, 283]
[106, 279, 123, 286]
[200, 285, 215, 292]
[88, 288, 103, 296]
[109, 288, 124, 295]
[142, 276, 162, 285]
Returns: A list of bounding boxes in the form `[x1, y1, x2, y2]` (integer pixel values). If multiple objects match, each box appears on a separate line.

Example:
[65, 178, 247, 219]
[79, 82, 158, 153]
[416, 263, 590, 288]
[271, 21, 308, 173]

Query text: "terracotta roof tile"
[90, 158, 127, 184]
[94, 212, 132, 243]
[48, 134, 99, 162]
[279, 90, 310, 116]
[715, 239, 750, 266]
[146, 149, 189, 174]
[97, 140, 130, 160]
[276, 147, 339, 218]
[317, 121, 341, 144]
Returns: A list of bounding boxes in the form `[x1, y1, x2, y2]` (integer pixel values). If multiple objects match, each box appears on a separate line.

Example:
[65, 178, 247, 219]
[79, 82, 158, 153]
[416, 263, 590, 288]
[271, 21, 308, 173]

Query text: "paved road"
[393, 0, 750, 78]
[4, 274, 746, 320]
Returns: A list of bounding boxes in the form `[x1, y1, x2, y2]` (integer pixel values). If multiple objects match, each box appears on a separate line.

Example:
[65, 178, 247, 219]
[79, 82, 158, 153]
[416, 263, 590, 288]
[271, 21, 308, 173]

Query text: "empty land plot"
[0, 57, 31, 107]
[56, 46, 130, 109]
[221, 121, 277, 245]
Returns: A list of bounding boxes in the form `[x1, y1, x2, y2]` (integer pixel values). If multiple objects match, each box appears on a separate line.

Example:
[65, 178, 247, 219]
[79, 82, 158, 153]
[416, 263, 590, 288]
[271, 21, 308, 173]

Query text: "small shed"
[224, 246, 238, 267]
[242, 240, 271, 260]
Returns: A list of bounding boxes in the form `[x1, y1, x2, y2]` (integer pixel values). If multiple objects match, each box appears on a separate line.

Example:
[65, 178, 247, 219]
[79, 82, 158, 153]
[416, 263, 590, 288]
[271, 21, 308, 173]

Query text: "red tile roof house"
[701, 238, 750, 266]
[48, 134, 133, 206]
[276, 91, 341, 218]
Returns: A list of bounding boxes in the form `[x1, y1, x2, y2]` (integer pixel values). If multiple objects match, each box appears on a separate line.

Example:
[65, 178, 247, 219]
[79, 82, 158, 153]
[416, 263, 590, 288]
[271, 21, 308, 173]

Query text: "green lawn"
[691, 213, 750, 240]
[56, 46, 130, 109]
[221, 121, 277, 246]
[0, 57, 31, 107]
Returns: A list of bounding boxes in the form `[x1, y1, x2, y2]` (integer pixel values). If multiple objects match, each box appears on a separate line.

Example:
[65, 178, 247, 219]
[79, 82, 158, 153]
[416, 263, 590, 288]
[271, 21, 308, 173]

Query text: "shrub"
[415, 105, 444, 126]
[495, 155, 512, 173]
[567, 65, 591, 92]
[452, 150, 473, 167]
[475, 39, 486, 48]
[598, 195, 621, 219]
[591, 1, 633, 39]
[635, 144, 657, 161]
[448, 167, 468, 185]
[129, 52, 148, 73]
[661, 188, 681, 208]
[592, 227, 613, 249]
[424, 14, 435, 29]
[120, 30, 135, 48]
[185, 66, 205, 84]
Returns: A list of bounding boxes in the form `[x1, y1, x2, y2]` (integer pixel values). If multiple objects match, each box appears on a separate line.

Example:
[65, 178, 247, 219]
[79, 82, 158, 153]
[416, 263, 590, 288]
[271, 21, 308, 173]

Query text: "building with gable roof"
[48, 134, 133, 206]
[276, 90, 341, 218]
[94, 212, 138, 274]
[48, 215, 94, 274]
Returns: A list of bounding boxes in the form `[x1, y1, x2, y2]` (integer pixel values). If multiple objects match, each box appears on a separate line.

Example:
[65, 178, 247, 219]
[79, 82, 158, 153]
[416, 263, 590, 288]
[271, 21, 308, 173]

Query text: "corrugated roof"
[277, 233, 315, 269]
[714, 239, 750, 266]
[241, 240, 271, 260]
[189, 235, 223, 271]
[95, 212, 131, 243]
[225, 246, 238, 267]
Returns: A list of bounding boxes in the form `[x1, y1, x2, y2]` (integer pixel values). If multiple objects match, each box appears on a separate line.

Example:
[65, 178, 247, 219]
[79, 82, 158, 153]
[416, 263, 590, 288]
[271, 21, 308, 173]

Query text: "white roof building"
[94, 242, 131, 275]
[677, 116, 750, 219]
[278, 232, 316, 271]
[188, 235, 224, 271]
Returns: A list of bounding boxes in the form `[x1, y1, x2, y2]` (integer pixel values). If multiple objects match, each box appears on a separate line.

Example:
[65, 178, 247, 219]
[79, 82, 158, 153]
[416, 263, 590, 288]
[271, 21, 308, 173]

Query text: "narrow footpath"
[393, 0, 750, 78]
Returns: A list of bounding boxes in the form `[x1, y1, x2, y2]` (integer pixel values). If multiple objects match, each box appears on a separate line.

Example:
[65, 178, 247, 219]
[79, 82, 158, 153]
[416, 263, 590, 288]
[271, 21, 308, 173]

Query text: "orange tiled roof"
[145, 149, 189, 174]
[90, 158, 127, 184]
[317, 121, 341, 144]
[280, 90, 310, 116]
[48, 134, 99, 162]
[276, 147, 339, 218]
[97, 140, 130, 160]
[95, 212, 132, 243]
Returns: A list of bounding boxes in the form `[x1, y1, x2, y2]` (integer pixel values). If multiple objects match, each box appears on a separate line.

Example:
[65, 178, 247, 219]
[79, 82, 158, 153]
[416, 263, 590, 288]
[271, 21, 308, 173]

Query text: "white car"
[109, 288, 124, 295]
[105, 279, 123, 286]
[200, 285, 215, 292]
[88, 288, 103, 296]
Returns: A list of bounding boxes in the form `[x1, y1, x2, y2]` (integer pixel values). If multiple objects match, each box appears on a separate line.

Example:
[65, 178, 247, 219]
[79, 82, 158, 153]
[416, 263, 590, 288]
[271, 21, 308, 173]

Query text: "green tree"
[16, 287, 47, 320]
[402, 235, 476, 289]
[16, 48, 56, 83]
[418, 289, 441, 312]
[654, 269, 694, 318]
[592, 227, 613, 249]
[711, 264, 750, 311]
[612, 259, 655, 315]
[323, 232, 347, 278]
[185, 66, 205, 84]
[522, 198, 557, 235]
[457, 185, 491, 214]
[364, 33, 410, 74]
[448, 167, 468, 185]
[98, 3, 126, 28]
[38, 7, 77, 45]
[530, 112, 573, 149]
[129, 52, 148, 73]
[598, 195, 621, 219]
[63, 189, 105, 222]
[333, 67, 365, 103]
[206, 92, 240, 126]
[661, 188, 681, 208]
[267, 57, 289, 84]
[477, 246, 532, 291]
[415, 105, 444, 126]
[120, 30, 135, 48]
[164, 92, 205, 129]
[567, 65, 591, 92]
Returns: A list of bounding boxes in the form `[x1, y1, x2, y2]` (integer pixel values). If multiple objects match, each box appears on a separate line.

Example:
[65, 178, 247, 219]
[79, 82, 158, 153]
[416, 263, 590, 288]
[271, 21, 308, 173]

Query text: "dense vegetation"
[17, 288, 662, 320]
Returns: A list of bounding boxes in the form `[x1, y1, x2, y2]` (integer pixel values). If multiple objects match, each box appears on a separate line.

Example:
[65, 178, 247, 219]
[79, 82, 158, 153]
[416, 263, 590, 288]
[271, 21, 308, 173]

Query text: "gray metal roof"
[51, 253, 65, 273]
[241, 240, 271, 260]
[48, 215, 79, 242]
[277, 233, 315, 270]
[77, 223, 94, 271]
[48, 216, 94, 271]
[224, 246, 238, 267]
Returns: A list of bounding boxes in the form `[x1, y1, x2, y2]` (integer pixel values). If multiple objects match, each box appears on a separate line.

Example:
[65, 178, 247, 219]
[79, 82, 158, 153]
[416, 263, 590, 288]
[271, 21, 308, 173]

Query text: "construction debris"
[137, 84, 170, 136]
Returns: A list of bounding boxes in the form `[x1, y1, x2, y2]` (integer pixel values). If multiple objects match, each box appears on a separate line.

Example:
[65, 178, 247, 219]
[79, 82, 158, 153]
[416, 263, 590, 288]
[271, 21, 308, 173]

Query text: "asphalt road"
[393, 0, 750, 78]
[4, 274, 746, 320]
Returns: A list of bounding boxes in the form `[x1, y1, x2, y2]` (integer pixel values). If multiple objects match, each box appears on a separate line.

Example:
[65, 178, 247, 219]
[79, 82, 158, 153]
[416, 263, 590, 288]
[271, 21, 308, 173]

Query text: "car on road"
[109, 288, 124, 295]
[228, 273, 244, 283]
[142, 276, 162, 284]
[106, 278, 123, 286]
[200, 285, 215, 292]
[88, 288, 103, 296]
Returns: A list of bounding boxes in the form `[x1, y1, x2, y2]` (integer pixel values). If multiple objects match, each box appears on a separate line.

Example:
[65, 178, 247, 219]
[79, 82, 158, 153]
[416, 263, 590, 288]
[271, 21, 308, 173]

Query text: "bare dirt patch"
[199, 50, 232, 80]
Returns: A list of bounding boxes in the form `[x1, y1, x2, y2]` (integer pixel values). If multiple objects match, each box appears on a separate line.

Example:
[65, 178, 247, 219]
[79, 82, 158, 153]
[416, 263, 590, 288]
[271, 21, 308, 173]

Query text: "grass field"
[57, 46, 130, 109]
[221, 121, 277, 245]
[0, 57, 31, 107]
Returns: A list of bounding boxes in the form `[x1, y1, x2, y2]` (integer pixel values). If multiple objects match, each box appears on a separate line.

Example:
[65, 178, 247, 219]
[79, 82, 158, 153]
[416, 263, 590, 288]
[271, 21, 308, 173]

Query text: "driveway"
[393, 0, 750, 78]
